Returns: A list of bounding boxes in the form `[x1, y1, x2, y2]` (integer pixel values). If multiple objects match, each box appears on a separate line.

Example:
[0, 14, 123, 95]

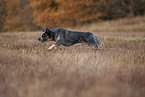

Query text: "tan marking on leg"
[56, 36, 59, 41]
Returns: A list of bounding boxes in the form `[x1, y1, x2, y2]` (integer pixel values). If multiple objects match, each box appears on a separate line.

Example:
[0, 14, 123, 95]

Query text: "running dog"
[38, 28, 102, 50]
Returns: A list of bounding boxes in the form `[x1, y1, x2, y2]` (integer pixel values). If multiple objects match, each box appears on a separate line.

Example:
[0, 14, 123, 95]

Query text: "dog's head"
[38, 28, 51, 43]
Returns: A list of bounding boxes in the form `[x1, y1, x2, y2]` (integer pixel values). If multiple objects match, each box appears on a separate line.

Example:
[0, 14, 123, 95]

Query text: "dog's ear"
[46, 28, 49, 33]
[42, 29, 44, 32]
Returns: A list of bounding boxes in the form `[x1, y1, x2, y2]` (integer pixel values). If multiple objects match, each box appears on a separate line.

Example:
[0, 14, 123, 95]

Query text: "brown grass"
[70, 15, 145, 32]
[0, 16, 145, 97]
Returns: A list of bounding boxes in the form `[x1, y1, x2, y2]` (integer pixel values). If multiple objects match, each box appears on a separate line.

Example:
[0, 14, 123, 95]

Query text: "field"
[0, 16, 145, 97]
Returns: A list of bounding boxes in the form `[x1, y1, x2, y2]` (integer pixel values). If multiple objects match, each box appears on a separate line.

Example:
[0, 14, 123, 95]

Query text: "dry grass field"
[0, 16, 145, 97]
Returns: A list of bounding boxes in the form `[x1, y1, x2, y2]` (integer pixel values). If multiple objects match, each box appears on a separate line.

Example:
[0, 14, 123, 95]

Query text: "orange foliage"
[0, 0, 6, 32]
[1, 0, 38, 32]
[31, 0, 102, 28]
[4, 0, 22, 31]
[0, 0, 145, 31]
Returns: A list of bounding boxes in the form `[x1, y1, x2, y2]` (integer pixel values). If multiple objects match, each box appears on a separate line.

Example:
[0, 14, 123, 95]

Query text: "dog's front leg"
[48, 41, 62, 50]
[48, 44, 57, 50]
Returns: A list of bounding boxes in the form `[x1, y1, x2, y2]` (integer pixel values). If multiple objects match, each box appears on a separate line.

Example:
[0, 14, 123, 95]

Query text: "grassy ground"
[0, 16, 145, 97]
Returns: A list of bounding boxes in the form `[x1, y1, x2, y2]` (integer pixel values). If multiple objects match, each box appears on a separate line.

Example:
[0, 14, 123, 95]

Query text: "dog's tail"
[95, 35, 102, 46]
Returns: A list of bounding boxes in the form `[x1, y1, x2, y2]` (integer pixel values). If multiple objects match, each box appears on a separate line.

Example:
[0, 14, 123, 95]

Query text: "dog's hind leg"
[86, 36, 98, 48]
[89, 42, 98, 48]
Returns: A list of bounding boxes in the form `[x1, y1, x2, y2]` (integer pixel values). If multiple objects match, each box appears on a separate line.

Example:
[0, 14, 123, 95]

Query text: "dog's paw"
[48, 48, 52, 51]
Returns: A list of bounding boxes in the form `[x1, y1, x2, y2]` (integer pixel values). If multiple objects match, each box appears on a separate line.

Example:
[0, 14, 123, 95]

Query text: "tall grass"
[0, 16, 145, 97]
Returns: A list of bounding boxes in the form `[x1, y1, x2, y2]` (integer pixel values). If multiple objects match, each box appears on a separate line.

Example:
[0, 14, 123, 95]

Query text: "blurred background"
[0, 0, 145, 97]
[0, 0, 145, 32]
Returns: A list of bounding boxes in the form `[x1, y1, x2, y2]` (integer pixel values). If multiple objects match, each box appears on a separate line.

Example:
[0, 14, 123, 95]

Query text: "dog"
[38, 27, 102, 50]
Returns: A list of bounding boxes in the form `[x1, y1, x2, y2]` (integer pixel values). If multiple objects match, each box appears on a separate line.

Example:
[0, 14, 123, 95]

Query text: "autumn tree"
[98, 0, 145, 20]
[0, 0, 145, 32]
[31, 0, 102, 28]
[60, 0, 101, 26]
[1, 0, 38, 32]
[0, 0, 7, 32]
[4, 0, 22, 31]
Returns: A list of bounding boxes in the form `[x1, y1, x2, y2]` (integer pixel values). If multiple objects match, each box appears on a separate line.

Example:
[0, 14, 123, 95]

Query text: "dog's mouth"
[38, 37, 43, 43]
[40, 41, 44, 43]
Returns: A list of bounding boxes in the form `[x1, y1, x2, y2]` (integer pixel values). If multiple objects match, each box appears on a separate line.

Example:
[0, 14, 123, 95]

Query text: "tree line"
[0, 0, 145, 32]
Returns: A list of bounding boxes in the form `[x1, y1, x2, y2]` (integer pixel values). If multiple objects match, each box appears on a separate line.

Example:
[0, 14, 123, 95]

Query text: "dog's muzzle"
[38, 37, 41, 41]
[38, 37, 43, 43]
[38, 37, 47, 43]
